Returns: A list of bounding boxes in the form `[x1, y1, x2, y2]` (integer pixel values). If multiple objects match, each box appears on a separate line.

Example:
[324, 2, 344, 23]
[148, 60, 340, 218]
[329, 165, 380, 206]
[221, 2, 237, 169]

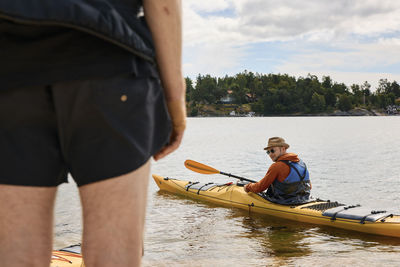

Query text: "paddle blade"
[184, 160, 220, 175]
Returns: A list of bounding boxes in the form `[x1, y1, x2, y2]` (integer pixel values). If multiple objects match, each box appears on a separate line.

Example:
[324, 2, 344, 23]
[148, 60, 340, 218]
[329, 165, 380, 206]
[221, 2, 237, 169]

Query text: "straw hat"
[264, 137, 290, 150]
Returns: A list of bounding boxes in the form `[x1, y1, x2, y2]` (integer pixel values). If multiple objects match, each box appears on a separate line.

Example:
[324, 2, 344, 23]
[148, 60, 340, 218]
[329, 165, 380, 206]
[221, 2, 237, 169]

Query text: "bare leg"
[0, 185, 57, 267]
[79, 160, 150, 267]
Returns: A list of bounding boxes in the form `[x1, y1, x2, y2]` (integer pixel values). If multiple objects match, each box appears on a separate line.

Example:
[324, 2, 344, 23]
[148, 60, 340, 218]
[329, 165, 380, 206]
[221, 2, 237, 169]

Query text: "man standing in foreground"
[0, 0, 185, 266]
[244, 137, 312, 205]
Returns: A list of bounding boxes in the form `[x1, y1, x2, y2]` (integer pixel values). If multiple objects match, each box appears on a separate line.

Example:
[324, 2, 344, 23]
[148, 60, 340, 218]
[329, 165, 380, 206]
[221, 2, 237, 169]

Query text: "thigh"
[0, 185, 57, 267]
[78, 160, 150, 267]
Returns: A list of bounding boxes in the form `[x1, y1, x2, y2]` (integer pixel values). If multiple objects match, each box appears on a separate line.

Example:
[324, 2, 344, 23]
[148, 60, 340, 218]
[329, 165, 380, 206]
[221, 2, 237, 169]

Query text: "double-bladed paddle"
[184, 159, 257, 183]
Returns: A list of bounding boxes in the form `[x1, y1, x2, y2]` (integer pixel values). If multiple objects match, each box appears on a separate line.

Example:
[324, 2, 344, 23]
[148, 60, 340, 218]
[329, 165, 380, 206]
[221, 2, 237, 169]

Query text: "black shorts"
[0, 72, 171, 187]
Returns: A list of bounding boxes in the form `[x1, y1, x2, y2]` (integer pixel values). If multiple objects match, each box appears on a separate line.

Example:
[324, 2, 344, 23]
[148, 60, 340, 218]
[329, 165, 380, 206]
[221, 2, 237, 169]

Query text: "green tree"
[350, 84, 363, 105]
[185, 77, 194, 102]
[360, 81, 372, 106]
[361, 81, 371, 96]
[296, 77, 314, 107]
[322, 76, 333, 89]
[261, 88, 280, 114]
[332, 83, 348, 95]
[377, 79, 391, 94]
[391, 81, 400, 97]
[310, 92, 326, 112]
[325, 88, 336, 107]
[184, 71, 398, 115]
[250, 98, 264, 113]
[193, 74, 218, 104]
[376, 93, 396, 108]
[338, 94, 352, 111]
[230, 83, 247, 104]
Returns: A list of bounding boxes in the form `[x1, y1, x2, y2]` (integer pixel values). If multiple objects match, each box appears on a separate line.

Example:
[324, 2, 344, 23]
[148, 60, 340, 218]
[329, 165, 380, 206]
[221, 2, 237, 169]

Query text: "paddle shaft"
[220, 171, 256, 183]
[184, 159, 257, 183]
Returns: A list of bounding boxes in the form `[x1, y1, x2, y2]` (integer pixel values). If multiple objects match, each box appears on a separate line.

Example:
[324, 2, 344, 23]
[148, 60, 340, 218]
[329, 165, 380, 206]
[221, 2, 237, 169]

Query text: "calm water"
[54, 117, 400, 266]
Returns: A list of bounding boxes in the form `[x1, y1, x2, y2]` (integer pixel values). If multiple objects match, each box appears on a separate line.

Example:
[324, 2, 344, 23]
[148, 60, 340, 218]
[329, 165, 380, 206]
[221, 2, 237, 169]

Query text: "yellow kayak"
[153, 174, 400, 238]
[51, 245, 83, 267]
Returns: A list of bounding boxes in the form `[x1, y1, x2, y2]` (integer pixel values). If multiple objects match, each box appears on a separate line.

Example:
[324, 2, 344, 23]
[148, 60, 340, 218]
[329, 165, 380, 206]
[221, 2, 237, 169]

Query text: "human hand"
[244, 184, 250, 193]
[153, 99, 186, 160]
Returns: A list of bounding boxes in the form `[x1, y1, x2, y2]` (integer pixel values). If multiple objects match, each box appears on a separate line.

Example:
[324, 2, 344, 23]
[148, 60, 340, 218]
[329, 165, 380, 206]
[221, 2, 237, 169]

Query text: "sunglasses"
[266, 149, 276, 155]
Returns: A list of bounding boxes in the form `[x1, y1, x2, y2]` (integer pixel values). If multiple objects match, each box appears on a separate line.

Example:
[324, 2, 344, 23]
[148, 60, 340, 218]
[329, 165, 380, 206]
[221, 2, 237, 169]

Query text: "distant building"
[219, 90, 235, 104]
[245, 93, 256, 103]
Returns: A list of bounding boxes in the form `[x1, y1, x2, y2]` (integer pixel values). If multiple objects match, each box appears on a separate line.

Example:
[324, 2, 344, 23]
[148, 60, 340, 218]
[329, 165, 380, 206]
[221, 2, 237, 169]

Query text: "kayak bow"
[51, 244, 83, 267]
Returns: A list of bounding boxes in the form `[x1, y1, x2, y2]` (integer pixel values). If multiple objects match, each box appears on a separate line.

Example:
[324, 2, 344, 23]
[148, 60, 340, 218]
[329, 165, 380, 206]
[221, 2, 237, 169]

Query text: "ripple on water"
[55, 117, 400, 265]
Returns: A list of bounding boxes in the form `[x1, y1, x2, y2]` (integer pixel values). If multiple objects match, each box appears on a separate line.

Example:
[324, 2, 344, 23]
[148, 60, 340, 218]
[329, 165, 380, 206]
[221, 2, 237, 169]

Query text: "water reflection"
[149, 191, 315, 266]
[55, 117, 400, 266]
[227, 210, 313, 266]
[229, 208, 400, 247]
[147, 190, 400, 266]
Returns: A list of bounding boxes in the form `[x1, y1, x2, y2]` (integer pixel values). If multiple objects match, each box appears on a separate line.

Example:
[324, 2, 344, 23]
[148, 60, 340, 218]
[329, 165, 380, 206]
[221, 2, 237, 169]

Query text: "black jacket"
[0, 0, 155, 63]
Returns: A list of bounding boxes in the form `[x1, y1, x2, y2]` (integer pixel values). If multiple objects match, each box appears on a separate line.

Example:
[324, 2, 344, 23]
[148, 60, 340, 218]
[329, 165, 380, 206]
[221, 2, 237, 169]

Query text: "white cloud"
[184, 0, 232, 13]
[275, 41, 400, 88]
[183, 2, 240, 46]
[379, 38, 400, 46]
[182, 1, 400, 88]
[183, 44, 246, 78]
[278, 41, 400, 71]
[184, 0, 400, 44]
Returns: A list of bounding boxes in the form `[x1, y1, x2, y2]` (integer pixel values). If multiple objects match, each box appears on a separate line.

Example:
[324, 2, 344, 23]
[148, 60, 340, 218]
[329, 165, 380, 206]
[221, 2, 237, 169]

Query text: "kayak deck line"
[167, 177, 237, 205]
[153, 174, 400, 238]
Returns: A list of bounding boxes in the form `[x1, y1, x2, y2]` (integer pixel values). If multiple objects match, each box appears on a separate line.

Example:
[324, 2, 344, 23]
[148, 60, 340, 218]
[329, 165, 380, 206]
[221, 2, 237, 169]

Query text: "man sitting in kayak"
[244, 137, 312, 205]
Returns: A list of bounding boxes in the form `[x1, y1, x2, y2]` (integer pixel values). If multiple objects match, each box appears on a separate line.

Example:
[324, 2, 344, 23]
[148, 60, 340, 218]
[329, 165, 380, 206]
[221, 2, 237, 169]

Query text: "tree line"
[185, 71, 400, 115]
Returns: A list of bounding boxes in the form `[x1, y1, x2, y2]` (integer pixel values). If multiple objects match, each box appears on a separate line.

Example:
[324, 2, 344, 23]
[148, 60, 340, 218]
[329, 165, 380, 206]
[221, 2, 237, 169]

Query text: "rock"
[348, 108, 374, 116]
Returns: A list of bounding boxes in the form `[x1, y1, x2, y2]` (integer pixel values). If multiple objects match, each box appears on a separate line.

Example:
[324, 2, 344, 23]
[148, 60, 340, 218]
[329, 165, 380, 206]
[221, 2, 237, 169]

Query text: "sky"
[182, 0, 400, 90]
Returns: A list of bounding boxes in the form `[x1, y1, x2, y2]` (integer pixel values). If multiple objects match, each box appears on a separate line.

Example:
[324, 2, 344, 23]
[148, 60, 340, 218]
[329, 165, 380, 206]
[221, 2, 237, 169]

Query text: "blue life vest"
[264, 160, 312, 205]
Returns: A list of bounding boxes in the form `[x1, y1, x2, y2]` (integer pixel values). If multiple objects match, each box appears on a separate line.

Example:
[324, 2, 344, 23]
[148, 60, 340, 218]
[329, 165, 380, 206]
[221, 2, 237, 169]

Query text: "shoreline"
[187, 106, 391, 117]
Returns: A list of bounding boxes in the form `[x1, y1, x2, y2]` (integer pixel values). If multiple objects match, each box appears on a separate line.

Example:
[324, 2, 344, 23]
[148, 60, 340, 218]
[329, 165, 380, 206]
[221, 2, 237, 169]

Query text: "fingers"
[153, 128, 184, 161]
[244, 184, 252, 193]
[153, 98, 186, 161]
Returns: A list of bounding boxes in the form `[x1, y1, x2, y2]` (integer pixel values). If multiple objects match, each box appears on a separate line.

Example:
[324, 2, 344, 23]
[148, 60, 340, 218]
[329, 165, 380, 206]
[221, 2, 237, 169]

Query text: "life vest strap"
[280, 160, 308, 181]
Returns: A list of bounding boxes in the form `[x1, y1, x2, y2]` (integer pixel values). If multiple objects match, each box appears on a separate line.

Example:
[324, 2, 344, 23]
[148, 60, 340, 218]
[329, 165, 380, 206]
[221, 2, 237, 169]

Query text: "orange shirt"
[246, 153, 300, 193]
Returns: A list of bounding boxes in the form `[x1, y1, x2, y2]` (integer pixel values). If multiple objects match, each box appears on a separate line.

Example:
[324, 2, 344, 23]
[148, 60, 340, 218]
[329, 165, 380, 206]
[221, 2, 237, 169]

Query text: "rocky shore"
[188, 104, 388, 117]
[322, 108, 385, 116]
